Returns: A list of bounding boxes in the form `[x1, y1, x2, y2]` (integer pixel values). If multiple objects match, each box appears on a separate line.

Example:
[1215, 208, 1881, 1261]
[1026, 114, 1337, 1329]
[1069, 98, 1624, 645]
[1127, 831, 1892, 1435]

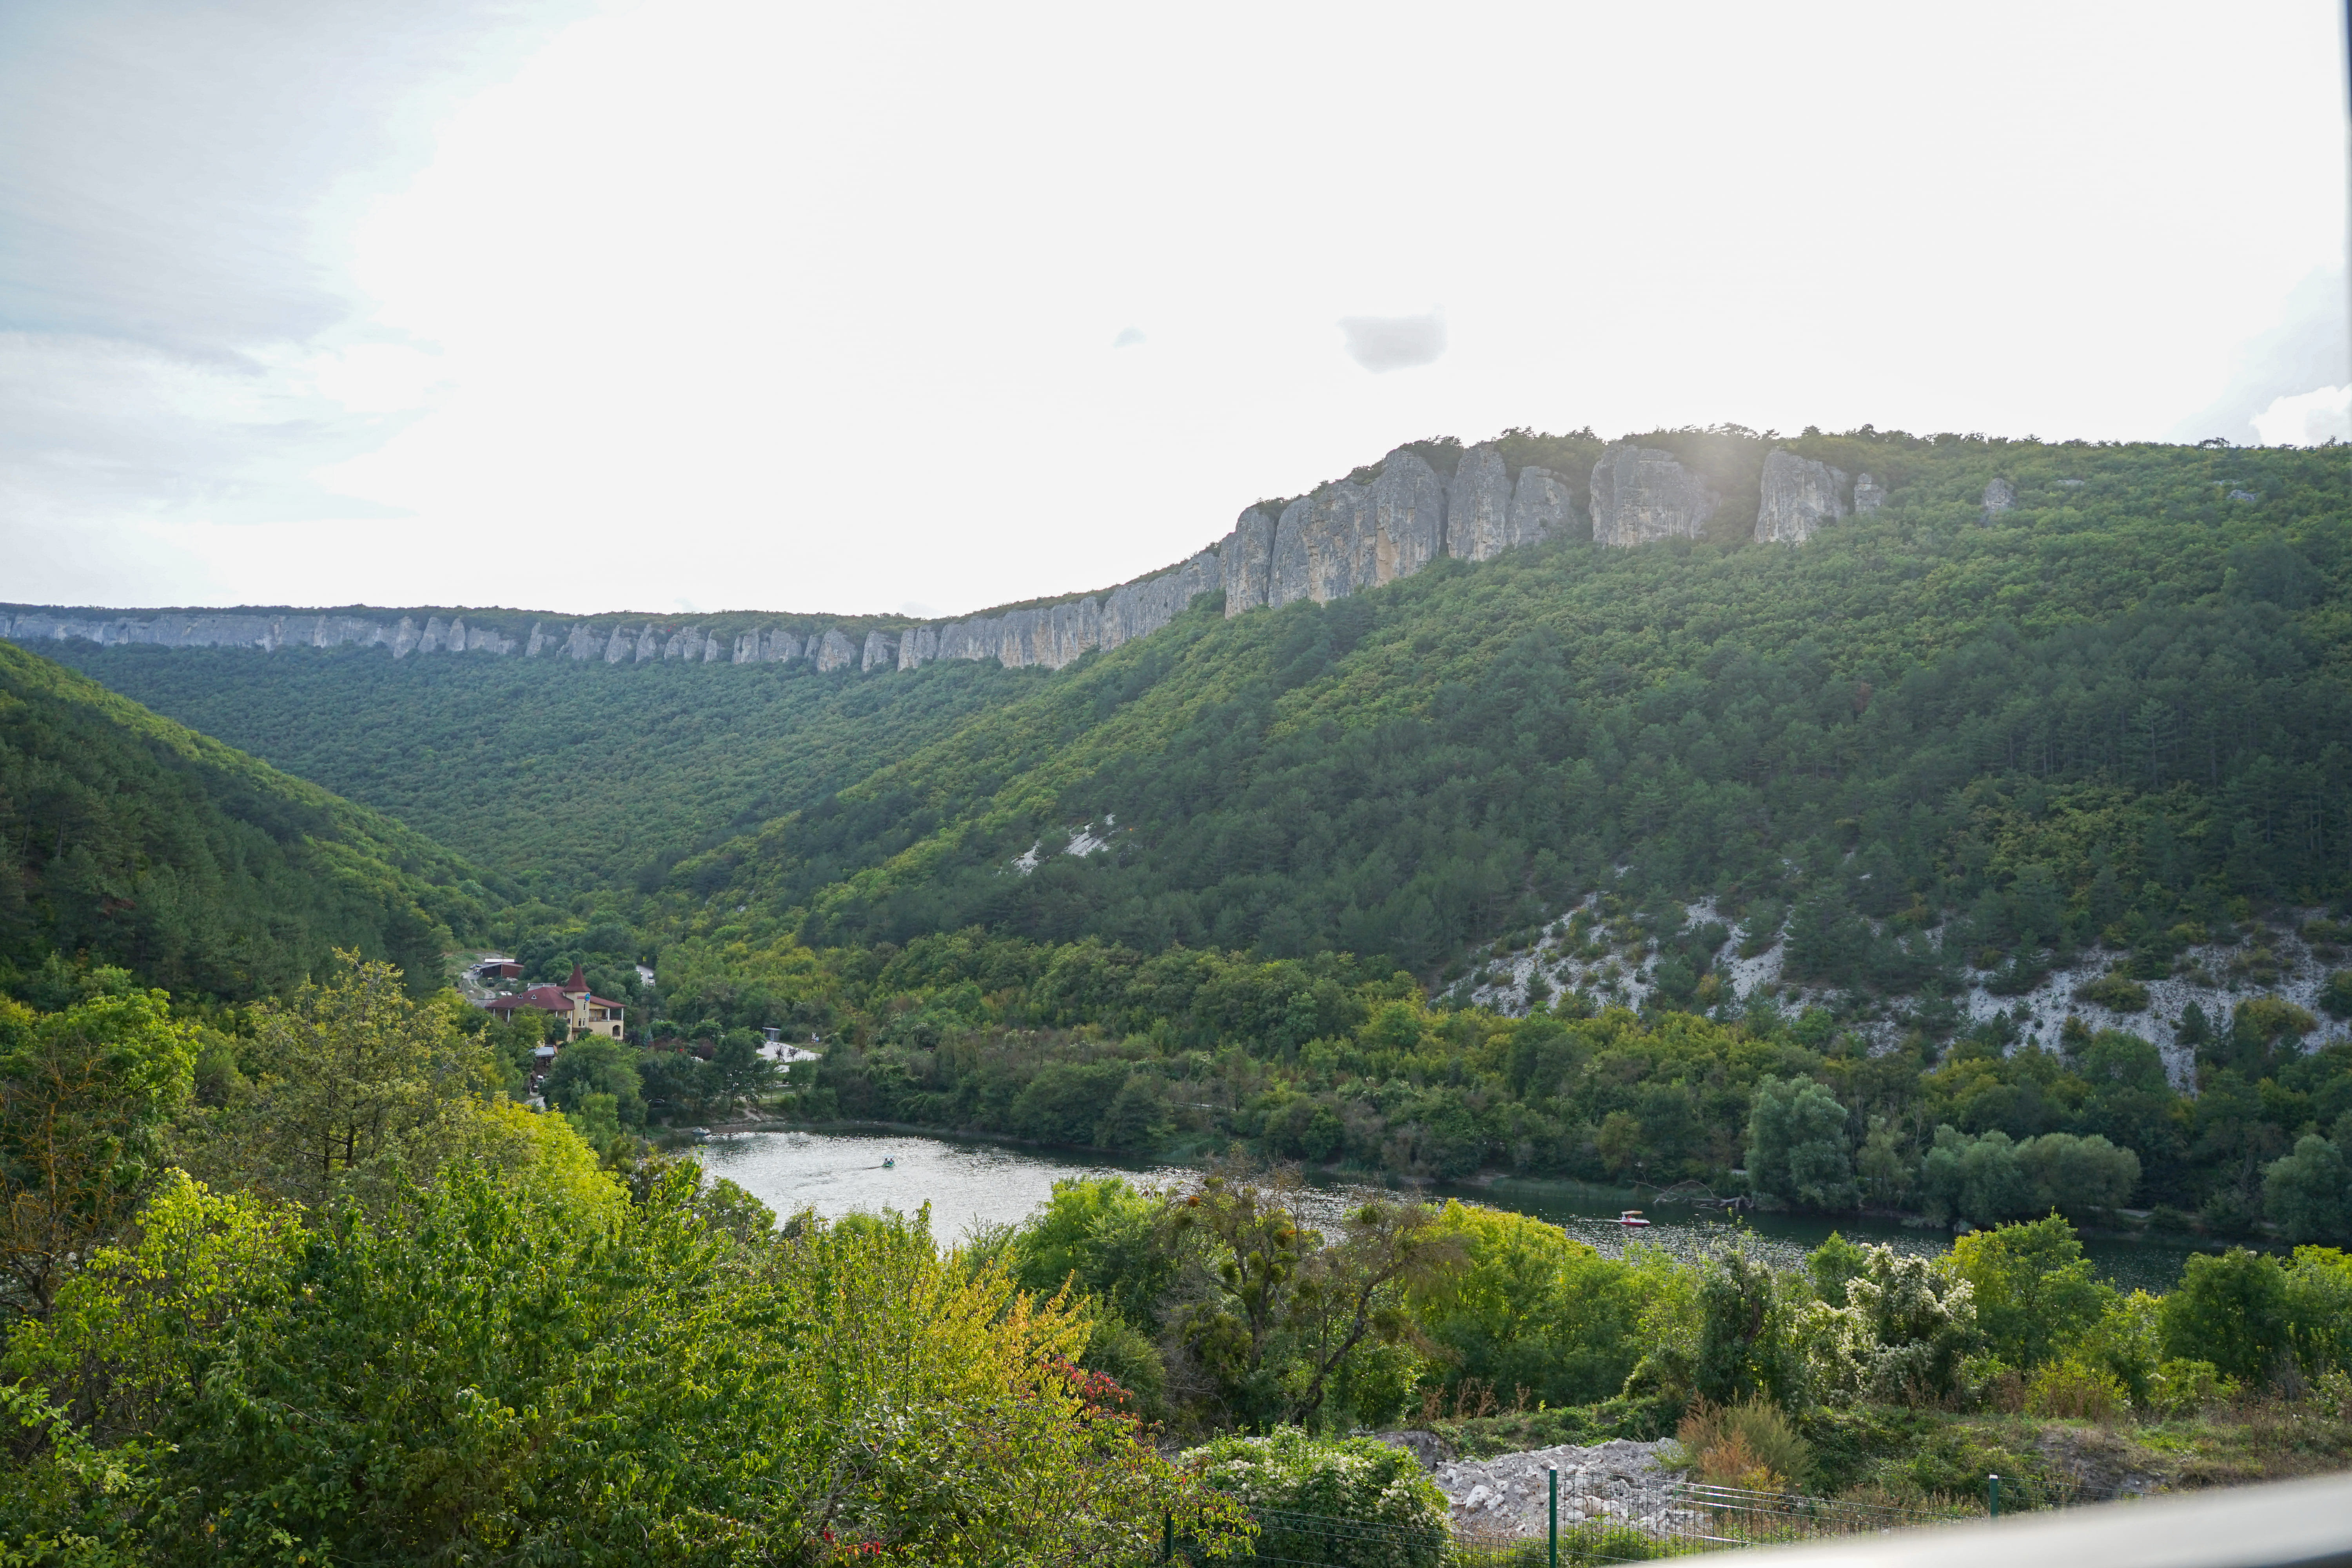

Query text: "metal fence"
[1169, 1473, 1979, 1568]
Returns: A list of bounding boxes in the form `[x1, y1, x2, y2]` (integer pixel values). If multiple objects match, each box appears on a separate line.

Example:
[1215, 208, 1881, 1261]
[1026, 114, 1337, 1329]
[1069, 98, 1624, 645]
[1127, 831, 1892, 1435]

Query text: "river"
[694, 1127, 2208, 1292]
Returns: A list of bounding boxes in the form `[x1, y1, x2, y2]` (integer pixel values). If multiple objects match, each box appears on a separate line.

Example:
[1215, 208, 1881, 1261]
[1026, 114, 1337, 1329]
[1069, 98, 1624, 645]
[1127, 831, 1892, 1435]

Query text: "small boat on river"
[881, 1157, 895, 1169]
[1617, 1210, 1651, 1227]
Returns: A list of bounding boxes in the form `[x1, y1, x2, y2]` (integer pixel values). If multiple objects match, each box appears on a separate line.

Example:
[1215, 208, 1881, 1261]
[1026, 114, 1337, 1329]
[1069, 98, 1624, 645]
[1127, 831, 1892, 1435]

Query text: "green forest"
[5, 425, 2352, 1560]
[0, 642, 489, 1000]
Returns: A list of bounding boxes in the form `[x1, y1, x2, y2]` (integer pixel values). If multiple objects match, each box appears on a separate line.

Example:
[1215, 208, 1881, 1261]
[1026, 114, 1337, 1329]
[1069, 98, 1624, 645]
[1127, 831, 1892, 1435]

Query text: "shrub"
[2322, 971, 2352, 1022]
[1183, 1430, 1450, 1558]
[2024, 1360, 2126, 1420]
[2074, 972, 2150, 1013]
[1674, 1398, 1813, 1490]
[2147, 1358, 2234, 1417]
[2160, 1248, 2290, 1384]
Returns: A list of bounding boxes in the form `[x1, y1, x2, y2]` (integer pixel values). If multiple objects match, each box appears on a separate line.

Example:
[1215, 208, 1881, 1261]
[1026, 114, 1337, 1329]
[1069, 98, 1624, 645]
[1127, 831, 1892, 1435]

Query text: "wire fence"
[1167, 1470, 2033, 1568]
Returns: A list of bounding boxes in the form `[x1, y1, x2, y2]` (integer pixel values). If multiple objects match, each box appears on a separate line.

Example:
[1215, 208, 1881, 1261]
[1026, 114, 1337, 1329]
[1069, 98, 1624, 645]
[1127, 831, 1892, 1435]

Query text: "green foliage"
[1168, 1174, 1455, 1432]
[1946, 1215, 2116, 1370]
[1919, 1126, 2036, 1226]
[2283, 1246, 2352, 1379]
[1181, 1429, 1450, 1564]
[1003, 1176, 1176, 1332]
[0, 984, 198, 1320]
[1408, 1201, 1645, 1407]
[1746, 1076, 1858, 1210]
[646, 438, 2347, 987]
[1918, 1127, 2135, 1227]
[2266, 1134, 2352, 1243]
[542, 1036, 645, 1127]
[2074, 971, 2150, 1012]
[2321, 971, 2352, 1022]
[1674, 1397, 1813, 1489]
[3, 1163, 1239, 1564]
[1806, 1232, 1871, 1308]
[1809, 1245, 1979, 1407]
[2160, 1247, 2290, 1383]
[49, 638, 1038, 900]
[1695, 1249, 1807, 1408]
[0, 642, 488, 1000]
[178, 952, 497, 1211]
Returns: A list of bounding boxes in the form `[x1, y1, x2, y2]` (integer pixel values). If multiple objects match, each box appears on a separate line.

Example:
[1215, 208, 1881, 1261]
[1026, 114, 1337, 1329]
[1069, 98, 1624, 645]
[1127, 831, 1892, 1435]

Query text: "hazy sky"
[4, 0, 2347, 619]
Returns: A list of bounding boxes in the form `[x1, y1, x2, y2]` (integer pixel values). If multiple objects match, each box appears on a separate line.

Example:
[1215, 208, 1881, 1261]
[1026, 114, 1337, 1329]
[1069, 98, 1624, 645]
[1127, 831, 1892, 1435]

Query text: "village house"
[483, 963, 627, 1042]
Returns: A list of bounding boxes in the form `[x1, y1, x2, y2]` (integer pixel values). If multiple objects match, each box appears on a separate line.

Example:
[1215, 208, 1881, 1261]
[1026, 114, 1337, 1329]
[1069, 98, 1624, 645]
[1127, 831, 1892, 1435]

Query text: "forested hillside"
[0, 642, 490, 998]
[45, 643, 1041, 898]
[662, 433, 2348, 983]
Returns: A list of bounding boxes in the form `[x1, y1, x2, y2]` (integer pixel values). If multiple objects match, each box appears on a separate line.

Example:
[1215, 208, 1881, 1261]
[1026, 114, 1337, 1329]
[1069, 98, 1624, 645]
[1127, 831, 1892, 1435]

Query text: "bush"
[2074, 972, 2151, 1013]
[2160, 1248, 2290, 1384]
[1674, 1398, 1813, 1490]
[2322, 971, 2352, 1022]
[2024, 1360, 2126, 1420]
[1183, 1431, 1449, 1567]
[2147, 1358, 2234, 1417]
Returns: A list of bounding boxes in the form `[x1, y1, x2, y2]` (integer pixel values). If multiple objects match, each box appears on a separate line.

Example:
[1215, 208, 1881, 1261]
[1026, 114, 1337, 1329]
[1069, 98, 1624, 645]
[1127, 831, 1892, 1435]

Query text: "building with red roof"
[483, 963, 626, 1042]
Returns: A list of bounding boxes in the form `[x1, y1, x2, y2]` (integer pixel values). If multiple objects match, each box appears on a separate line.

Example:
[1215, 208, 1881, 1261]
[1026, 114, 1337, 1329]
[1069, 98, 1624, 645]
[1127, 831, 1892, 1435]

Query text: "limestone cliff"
[814, 629, 859, 672]
[1590, 445, 1716, 546]
[1754, 448, 1848, 544]
[1982, 477, 2016, 521]
[1445, 448, 1514, 561]
[7, 426, 1923, 683]
[1270, 481, 1373, 607]
[1448, 446, 1568, 560]
[1217, 508, 1275, 617]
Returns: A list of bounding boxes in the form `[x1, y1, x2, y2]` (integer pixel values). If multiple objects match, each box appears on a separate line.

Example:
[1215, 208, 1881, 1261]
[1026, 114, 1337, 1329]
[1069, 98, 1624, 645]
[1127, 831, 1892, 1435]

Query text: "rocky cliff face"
[1218, 508, 1276, 617]
[7, 431, 1907, 682]
[1589, 445, 1716, 546]
[1754, 448, 1848, 544]
[1448, 446, 1572, 560]
[1982, 477, 2017, 521]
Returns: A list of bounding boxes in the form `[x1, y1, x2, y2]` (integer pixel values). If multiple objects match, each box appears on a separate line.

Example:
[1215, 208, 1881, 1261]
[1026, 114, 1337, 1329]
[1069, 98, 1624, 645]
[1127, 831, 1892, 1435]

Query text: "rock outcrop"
[1217, 507, 1275, 617]
[1511, 465, 1575, 544]
[1982, 477, 2016, 521]
[1754, 448, 1848, 544]
[1449, 446, 1573, 559]
[1370, 449, 1447, 583]
[860, 631, 897, 671]
[1854, 472, 1886, 512]
[1446, 448, 1513, 560]
[1270, 481, 1373, 607]
[1590, 445, 1716, 546]
[814, 629, 859, 672]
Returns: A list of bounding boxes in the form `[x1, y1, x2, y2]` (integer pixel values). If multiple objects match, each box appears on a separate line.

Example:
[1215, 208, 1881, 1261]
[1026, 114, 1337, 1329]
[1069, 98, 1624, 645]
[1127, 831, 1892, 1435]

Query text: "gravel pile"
[1432, 1439, 1696, 1539]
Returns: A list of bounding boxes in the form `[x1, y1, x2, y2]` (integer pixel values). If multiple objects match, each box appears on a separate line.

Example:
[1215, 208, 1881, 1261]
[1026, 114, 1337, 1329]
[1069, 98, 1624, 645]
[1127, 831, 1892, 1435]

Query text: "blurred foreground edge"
[1740, 1474, 2352, 1568]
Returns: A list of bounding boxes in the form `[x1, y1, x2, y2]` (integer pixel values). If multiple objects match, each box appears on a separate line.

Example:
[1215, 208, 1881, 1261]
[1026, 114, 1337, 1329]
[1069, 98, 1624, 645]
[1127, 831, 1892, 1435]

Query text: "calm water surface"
[696, 1128, 2204, 1293]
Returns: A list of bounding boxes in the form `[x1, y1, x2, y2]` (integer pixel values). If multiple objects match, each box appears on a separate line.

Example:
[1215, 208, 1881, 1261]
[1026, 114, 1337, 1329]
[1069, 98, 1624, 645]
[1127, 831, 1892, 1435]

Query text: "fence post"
[1988, 1474, 2001, 1519]
[1163, 1509, 1173, 1562]
[1549, 1467, 1559, 1568]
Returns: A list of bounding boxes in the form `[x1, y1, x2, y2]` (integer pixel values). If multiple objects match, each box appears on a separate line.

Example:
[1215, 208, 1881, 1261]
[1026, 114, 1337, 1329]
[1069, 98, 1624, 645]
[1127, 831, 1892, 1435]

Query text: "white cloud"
[1338, 312, 1448, 374]
[1112, 327, 1146, 348]
[2251, 385, 2350, 446]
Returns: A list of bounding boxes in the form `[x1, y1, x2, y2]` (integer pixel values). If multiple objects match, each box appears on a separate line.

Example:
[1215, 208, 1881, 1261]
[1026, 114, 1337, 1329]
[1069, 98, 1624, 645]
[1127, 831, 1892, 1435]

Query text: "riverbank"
[688, 1121, 2234, 1292]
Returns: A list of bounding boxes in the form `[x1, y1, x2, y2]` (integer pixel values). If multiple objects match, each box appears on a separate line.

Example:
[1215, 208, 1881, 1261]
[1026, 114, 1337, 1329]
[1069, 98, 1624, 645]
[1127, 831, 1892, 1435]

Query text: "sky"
[2, 0, 2347, 621]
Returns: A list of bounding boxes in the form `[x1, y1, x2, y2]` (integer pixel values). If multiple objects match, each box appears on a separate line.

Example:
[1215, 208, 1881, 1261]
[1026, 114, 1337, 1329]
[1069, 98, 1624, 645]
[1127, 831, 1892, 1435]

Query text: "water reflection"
[696, 1129, 2200, 1293]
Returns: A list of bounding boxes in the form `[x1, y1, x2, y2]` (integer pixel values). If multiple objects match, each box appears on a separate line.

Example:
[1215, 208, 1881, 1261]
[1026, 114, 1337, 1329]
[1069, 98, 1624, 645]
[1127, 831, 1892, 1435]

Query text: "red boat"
[1617, 1210, 1651, 1228]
